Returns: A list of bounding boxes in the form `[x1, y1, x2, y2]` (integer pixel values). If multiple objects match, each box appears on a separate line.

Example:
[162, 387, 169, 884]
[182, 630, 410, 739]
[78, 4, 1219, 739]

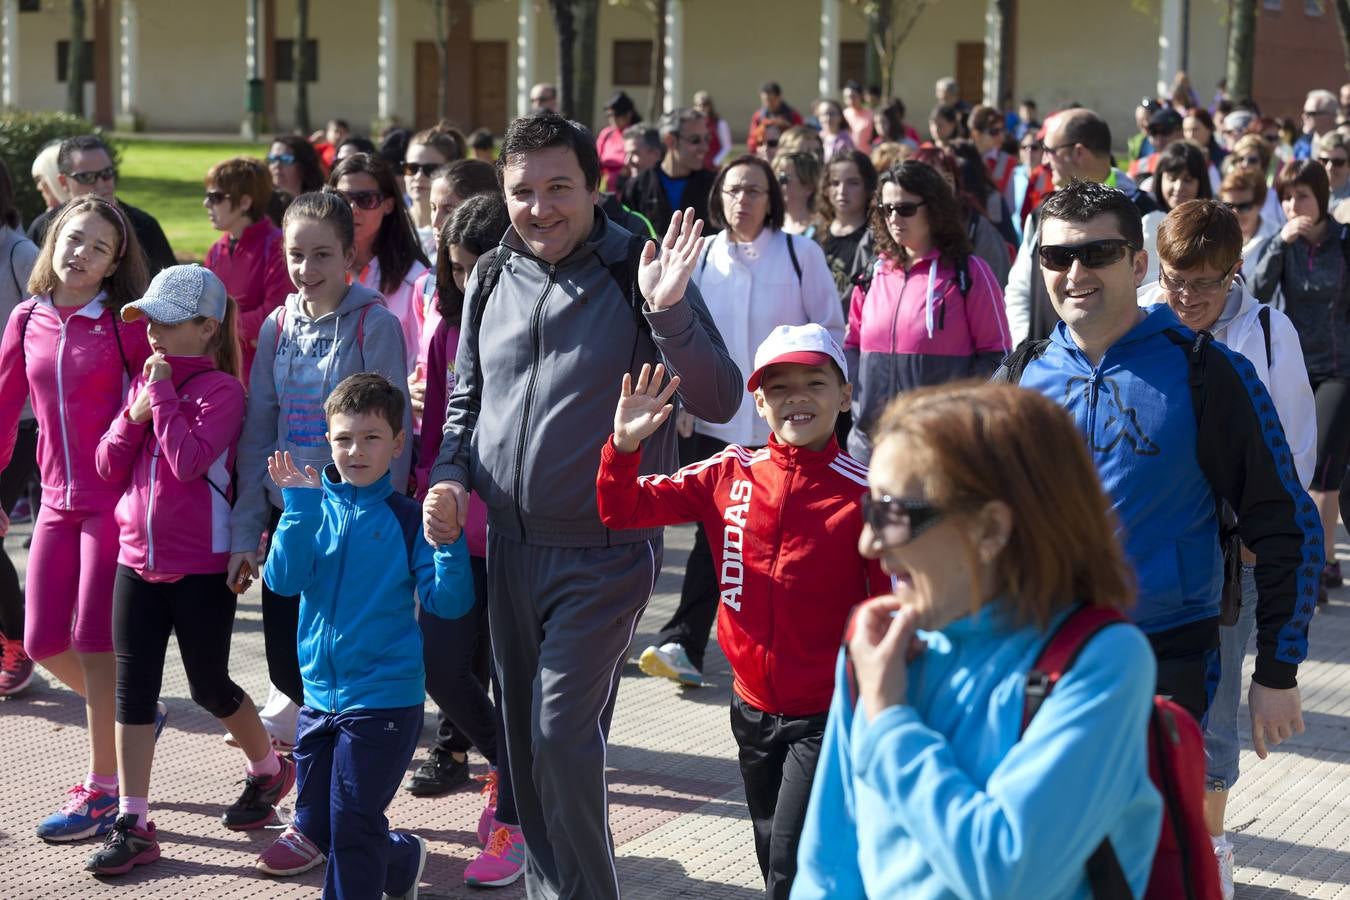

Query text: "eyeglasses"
[1237, 154, 1263, 168]
[1021, 142, 1043, 152]
[681, 133, 707, 146]
[860, 493, 947, 548]
[722, 185, 767, 199]
[403, 162, 440, 178]
[1159, 266, 1234, 296]
[65, 166, 116, 185]
[1043, 142, 1076, 155]
[1037, 239, 1139, 272]
[981, 126, 1005, 136]
[1221, 200, 1257, 214]
[204, 190, 229, 206]
[1319, 156, 1349, 169]
[880, 201, 925, 219]
[776, 173, 791, 186]
[266, 153, 296, 166]
[333, 189, 385, 210]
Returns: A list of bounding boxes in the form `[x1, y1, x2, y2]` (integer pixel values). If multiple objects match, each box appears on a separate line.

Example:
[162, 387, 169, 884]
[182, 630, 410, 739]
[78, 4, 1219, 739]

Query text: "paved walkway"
[1, 521, 1348, 898]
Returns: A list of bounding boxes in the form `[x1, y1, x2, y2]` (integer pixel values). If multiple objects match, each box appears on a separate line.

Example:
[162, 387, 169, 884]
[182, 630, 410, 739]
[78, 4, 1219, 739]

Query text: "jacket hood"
[284, 281, 385, 320]
[1049, 301, 1182, 355]
[501, 207, 633, 270]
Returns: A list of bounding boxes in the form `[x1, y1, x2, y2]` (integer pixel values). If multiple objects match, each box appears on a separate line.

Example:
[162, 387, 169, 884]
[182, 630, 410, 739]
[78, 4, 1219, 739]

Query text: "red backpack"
[1024, 605, 1222, 900]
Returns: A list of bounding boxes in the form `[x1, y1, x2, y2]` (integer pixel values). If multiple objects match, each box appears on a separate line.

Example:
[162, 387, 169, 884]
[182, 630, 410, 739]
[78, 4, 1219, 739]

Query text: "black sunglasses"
[880, 201, 925, 219]
[332, 189, 385, 211]
[66, 166, 116, 185]
[1222, 200, 1257, 214]
[1037, 239, 1139, 272]
[860, 493, 947, 547]
[403, 162, 440, 178]
[204, 190, 229, 206]
[1319, 156, 1348, 169]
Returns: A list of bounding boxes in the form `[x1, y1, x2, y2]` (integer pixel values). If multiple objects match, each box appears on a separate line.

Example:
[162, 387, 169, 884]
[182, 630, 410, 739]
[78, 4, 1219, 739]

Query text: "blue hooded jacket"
[1004, 304, 1320, 689]
[264, 466, 474, 713]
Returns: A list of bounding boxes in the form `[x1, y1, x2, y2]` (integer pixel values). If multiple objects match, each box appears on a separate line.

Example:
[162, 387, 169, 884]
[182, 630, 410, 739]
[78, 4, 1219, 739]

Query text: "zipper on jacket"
[328, 494, 356, 710]
[145, 454, 158, 571]
[54, 315, 74, 509]
[512, 266, 555, 540]
[1085, 367, 1102, 447]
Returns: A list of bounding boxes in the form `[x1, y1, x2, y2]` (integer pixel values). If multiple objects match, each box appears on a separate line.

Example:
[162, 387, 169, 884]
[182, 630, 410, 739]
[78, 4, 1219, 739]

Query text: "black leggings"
[261, 503, 305, 707]
[113, 566, 247, 725]
[1310, 377, 1350, 491]
[0, 420, 37, 638]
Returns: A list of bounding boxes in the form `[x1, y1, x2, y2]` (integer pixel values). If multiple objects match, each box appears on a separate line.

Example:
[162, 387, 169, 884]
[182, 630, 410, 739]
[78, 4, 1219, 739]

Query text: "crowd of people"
[0, 66, 1343, 899]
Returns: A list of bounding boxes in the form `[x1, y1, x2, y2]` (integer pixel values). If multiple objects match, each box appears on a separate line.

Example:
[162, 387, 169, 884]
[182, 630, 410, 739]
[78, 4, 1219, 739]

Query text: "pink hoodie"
[204, 218, 290, 385]
[0, 295, 152, 512]
[95, 355, 244, 577]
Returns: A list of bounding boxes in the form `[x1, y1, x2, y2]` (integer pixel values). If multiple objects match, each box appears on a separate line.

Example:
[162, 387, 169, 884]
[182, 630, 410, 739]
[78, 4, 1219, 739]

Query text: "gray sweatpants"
[486, 531, 662, 900]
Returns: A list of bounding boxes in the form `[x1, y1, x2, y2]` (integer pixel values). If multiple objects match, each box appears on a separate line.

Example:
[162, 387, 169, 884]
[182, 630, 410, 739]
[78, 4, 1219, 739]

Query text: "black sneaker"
[221, 755, 296, 830]
[86, 815, 160, 875]
[404, 747, 470, 797]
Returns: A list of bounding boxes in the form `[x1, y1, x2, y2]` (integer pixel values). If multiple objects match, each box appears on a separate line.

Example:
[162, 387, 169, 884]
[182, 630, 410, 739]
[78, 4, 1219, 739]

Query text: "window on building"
[612, 40, 652, 86]
[274, 39, 319, 83]
[1305, 0, 1324, 13]
[841, 41, 866, 88]
[1262, 0, 1281, 9]
[19, 0, 41, 12]
[55, 41, 94, 83]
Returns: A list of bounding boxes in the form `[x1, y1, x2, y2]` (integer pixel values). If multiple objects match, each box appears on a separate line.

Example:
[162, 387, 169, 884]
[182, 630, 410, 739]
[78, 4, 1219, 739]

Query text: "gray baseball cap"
[122, 265, 228, 324]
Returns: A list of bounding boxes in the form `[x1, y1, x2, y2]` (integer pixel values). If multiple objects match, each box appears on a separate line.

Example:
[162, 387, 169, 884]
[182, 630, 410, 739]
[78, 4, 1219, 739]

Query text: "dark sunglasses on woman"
[331, 189, 385, 211]
[860, 493, 947, 548]
[880, 201, 926, 219]
[1037, 239, 1138, 272]
[266, 153, 296, 166]
[403, 162, 440, 178]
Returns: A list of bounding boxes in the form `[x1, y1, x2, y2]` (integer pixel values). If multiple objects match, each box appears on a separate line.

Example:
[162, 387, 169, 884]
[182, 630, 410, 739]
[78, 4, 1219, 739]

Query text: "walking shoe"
[382, 833, 428, 900]
[255, 825, 325, 876]
[9, 496, 31, 524]
[464, 824, 526, 887]
[638, 642, 704, 687]
[403, 747, 470, 797]
[85, 815, 160, 875]
[1212, 834, 1235, 900]
[0, 636, 34, 696]
[1322, 560, 1343, 587]
[476, 770, 499, 845]
[36, 784, 119, 842]
[222, 754, 295, 830]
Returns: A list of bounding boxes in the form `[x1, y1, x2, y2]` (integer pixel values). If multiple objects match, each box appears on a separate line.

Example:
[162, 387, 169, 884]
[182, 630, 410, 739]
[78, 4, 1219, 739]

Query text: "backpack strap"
[467, 246, 512, 334]
[17, 302, 36, 359]
[169, 368, 234, 503]
[1185, 329, 1213, 429]
[606, 232, 650, 325]
[785, 231, 802, 286]
[382, 493, 425, 572]
[273, 306, 287, 354]
[956, 254, 972, 299]
[1021, 604, 1129, 732]
[1258, 305, 1272, 370]
[356, 304, 370, 369]
[109, 312, 131, 380]
[8, 241, 21, 297]
[996, 337, 1051, 384]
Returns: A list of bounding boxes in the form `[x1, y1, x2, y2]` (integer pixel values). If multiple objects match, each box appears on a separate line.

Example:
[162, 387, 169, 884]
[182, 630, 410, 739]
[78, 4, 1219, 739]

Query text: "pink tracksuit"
[0, 294, 151, 659]
[204, 218, 290, 386]
[95, 355, 244, 578]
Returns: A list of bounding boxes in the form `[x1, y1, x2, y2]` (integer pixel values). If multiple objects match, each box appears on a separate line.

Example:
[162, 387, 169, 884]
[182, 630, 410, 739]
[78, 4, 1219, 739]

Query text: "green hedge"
[0, 111, 120, 229]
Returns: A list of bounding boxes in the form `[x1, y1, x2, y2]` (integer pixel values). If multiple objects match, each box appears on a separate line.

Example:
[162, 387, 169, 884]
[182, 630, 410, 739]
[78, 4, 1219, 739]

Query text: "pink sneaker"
[464, 824, 525, 887]
[475, 770, 499, 845]
[0, 636, 34, 696]
[255, 825, 325, 876]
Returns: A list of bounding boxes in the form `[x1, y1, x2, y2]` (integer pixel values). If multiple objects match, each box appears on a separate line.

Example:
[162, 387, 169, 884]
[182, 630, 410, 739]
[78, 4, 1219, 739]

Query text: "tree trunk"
[1335, 0, 1350, 76]
[649, 0, 667, 121]
[549, 1, 577, 118]
[295, 0, 310, 134]
[434, 0, 450, 120]
[574, 0, 600, 129]
[1227, 0, 1257, 99]
[867, 2, 891, 99]
[66, 0, 86, 115]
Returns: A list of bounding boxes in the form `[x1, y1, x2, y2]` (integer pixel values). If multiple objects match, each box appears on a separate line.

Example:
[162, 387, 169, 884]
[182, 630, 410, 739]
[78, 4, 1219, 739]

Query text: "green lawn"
[114, 139, 270, 261]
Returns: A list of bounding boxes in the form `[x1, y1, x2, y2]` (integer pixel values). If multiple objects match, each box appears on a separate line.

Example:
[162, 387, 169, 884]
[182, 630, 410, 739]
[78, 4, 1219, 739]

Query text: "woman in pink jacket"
[0, 197, 152, 842]
[845, 161, 1011, 463]
[203, 157, 290, 386]
[86, 266, 292, 876]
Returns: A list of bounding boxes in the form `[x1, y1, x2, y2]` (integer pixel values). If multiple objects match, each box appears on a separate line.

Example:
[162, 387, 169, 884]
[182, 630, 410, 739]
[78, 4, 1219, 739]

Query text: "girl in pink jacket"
[86, 266, 292, 876]
[0, 197, 152, 842]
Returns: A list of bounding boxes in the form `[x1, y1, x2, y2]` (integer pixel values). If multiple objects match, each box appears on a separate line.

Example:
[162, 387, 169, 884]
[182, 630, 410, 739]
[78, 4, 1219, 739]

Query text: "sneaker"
[36, 784, 119, 842]
[255, 825, 325, 876]
[153, 701, 168, 741]
[403, 747, 469, 797]
[476, 770, 499, 845]
[85, 815, 160, 875]
[638, 642, 703, 687]
[9, 496, 31, 524]
[1322, 560, 1343, 588]
[464, 824, 526, 887]
[0, 636, 34, 696]
[1212, 834, 1235, 900]
[382, 833, 428, 900]
[222, 754, 296, 830]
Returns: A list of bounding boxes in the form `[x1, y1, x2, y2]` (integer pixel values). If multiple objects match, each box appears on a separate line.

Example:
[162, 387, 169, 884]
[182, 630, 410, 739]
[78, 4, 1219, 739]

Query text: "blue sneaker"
[154, 701, 168, 741]
[36, 784, 118, 842]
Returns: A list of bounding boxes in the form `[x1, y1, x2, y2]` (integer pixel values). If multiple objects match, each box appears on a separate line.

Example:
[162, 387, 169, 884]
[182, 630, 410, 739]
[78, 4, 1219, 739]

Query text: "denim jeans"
[1204, 564, 1258, 791]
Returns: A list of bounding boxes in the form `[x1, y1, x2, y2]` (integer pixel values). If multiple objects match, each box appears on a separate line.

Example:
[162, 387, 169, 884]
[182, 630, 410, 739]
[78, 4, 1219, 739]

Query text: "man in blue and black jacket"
[996, 181, 1319, 750]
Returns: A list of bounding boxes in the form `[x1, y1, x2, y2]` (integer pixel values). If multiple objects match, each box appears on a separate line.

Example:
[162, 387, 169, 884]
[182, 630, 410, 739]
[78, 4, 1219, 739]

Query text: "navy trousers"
[293, 704, 424, 900]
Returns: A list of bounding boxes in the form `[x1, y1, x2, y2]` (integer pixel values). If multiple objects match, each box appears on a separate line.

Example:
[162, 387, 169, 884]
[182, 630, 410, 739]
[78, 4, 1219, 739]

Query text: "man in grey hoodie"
[423, 114, 740, 899]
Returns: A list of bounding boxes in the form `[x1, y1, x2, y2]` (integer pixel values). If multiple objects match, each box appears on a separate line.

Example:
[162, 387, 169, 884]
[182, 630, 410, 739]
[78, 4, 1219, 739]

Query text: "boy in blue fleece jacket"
[263, 373, 473, 899]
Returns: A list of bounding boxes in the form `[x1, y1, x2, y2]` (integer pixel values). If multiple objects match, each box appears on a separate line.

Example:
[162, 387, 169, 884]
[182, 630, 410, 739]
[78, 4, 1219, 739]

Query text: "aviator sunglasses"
[1037, 239, 1138, 272]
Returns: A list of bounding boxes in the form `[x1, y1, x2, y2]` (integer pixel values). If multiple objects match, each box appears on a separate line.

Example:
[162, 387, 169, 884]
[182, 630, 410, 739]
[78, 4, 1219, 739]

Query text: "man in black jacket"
[27, 135, 175, 276]
[622, 107, 717, 236]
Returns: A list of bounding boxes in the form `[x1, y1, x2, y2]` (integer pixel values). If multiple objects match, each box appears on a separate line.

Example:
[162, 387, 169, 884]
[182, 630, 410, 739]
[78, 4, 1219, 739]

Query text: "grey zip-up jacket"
[429, 210, 742, 548]
[1252, 224, 1350, 378]
[231, 283, 412, 553]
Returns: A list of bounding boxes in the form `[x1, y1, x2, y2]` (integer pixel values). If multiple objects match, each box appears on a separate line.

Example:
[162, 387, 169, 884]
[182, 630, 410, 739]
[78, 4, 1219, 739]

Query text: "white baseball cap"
[746, 324, 848, 392]
[122, 265, 228, 324]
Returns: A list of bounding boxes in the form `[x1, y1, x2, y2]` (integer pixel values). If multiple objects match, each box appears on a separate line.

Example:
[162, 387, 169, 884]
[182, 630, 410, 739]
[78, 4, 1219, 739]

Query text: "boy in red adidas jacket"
[596, 324, 885, 899]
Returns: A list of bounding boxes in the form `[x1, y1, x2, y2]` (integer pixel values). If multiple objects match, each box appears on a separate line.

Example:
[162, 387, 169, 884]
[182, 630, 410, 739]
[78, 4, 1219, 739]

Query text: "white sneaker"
[638, 642, 703, 687]
[1212, 834, 1235, 900]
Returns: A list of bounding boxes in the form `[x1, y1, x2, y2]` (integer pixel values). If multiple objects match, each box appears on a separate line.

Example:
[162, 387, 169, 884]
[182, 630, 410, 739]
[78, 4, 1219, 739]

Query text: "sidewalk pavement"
[1, 521, 1349, 898]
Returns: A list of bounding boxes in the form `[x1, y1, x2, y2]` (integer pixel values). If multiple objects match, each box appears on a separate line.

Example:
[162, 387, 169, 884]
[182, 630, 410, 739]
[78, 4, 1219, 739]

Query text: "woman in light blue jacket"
[793, 382, 1161, 899]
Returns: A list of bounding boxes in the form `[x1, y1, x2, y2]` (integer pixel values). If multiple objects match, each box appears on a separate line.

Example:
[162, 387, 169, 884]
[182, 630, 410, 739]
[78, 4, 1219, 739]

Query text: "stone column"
[117, 0, 140, 129]
[818, 0, 839, 100]
[1156, 0, 1183, 100]
[662, 0, 682, 115]
[1, 0, 17, 111]
[516, 0, 536, 120]
[378, 0, 398, 125]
